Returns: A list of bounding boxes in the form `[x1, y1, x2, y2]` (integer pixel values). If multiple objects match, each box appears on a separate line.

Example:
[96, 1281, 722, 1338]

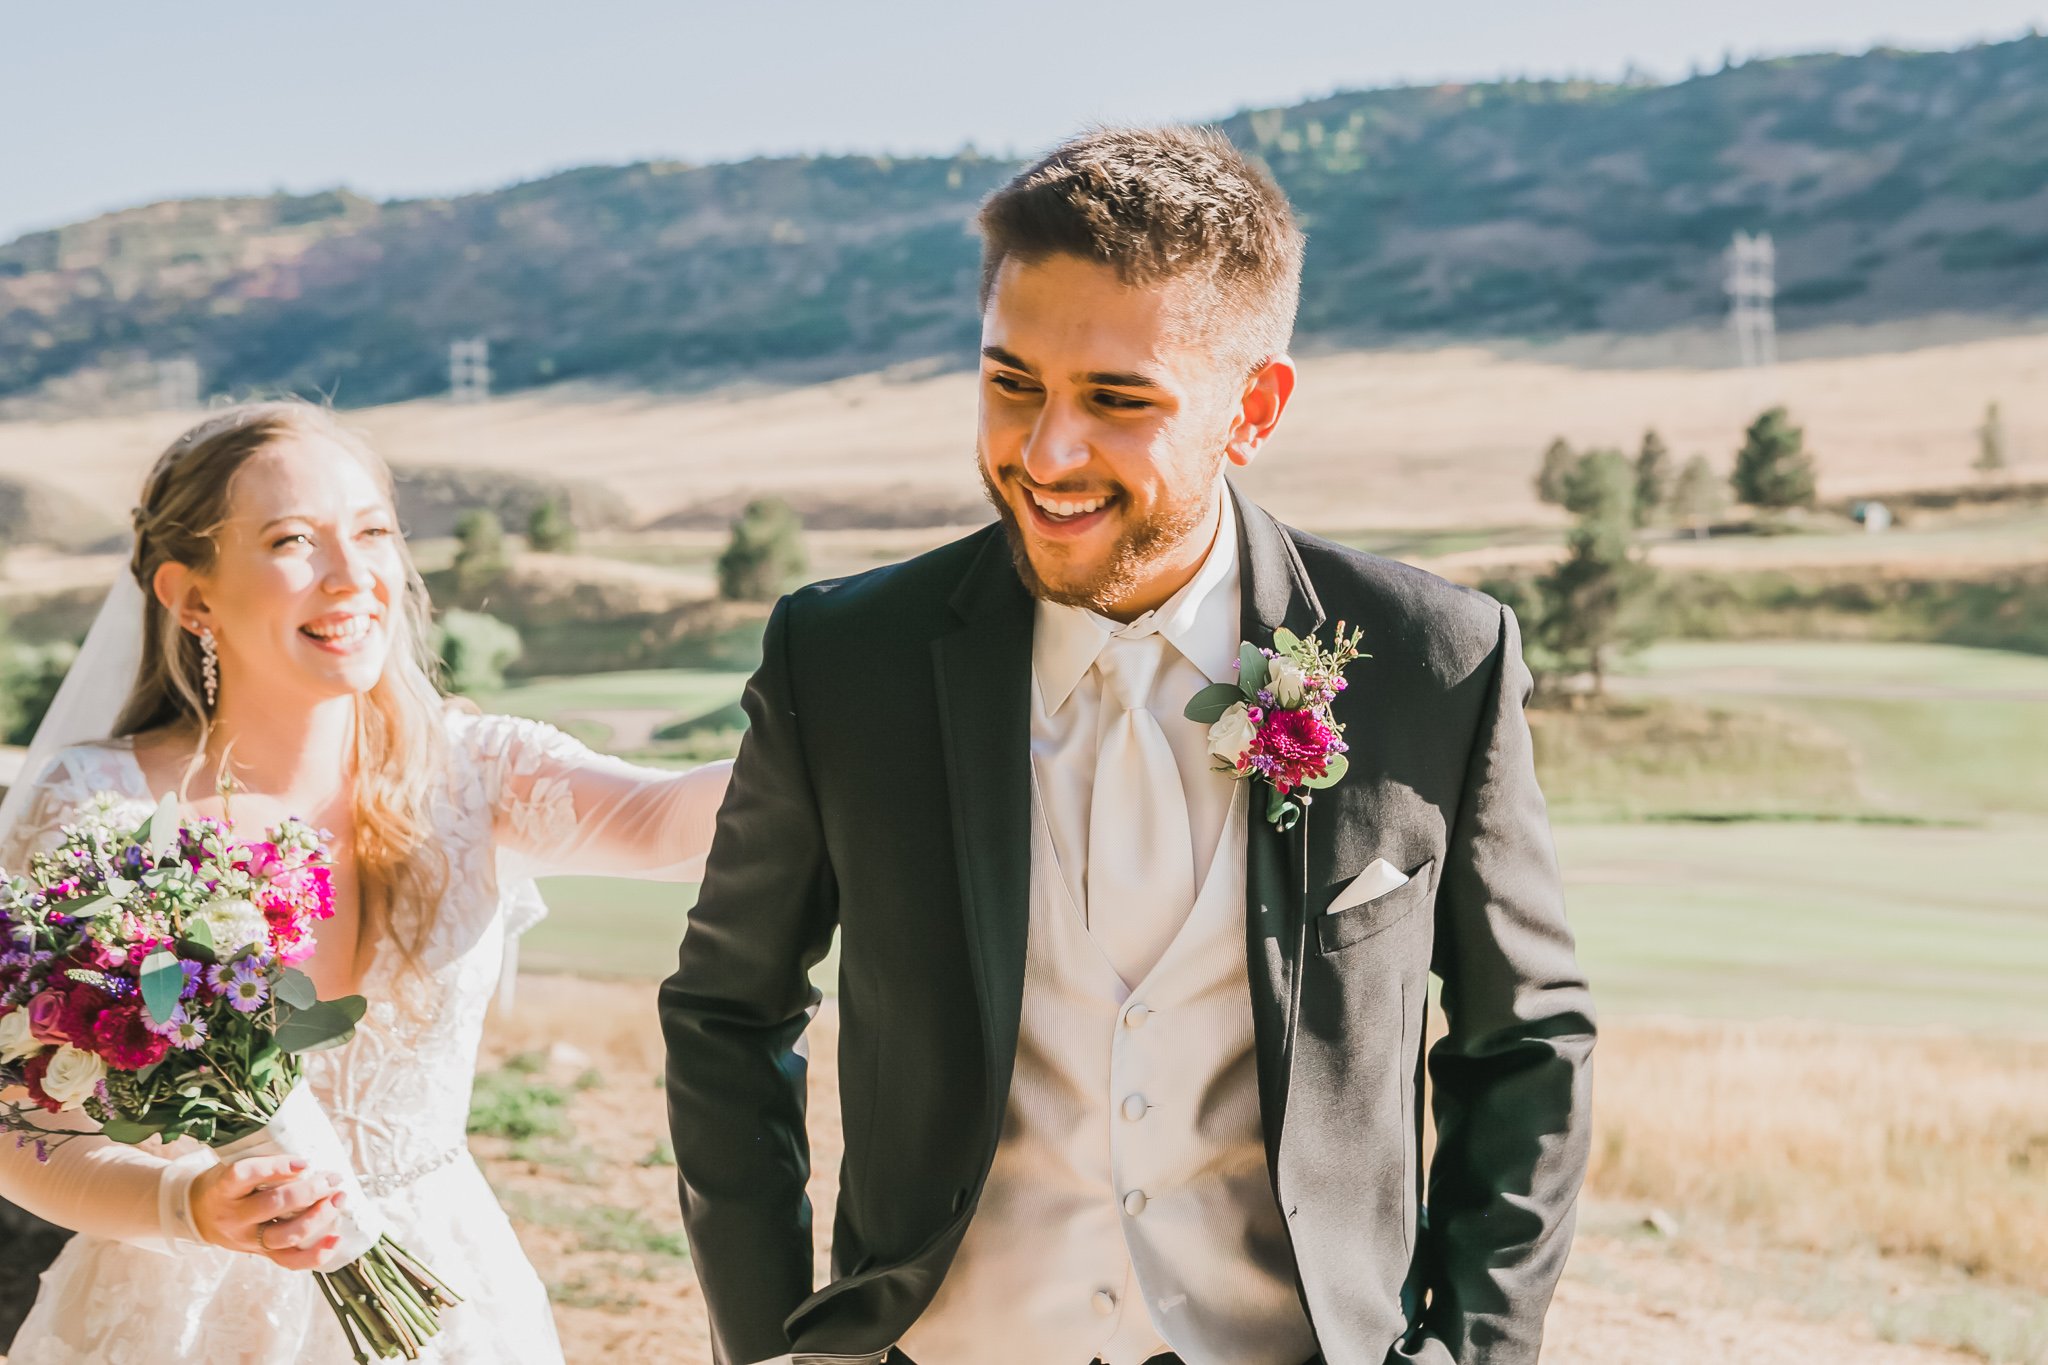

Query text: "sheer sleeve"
[0, 750, 213, 1253]
[0, 1108, 212, 1252]
[460, 713, 733, 884]
[0, 752, 89, 873]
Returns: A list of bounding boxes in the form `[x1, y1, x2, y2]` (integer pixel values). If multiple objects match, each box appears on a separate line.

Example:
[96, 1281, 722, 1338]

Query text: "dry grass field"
[471, 976, 2046, 1365]
[2, 320, 2044, 536]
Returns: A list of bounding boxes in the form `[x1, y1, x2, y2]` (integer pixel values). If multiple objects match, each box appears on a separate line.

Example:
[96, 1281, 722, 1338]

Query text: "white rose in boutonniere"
[1267, 656, 1309, 708]
[40, 1045, 106, 1110]
[1206, 701, 1259, 773]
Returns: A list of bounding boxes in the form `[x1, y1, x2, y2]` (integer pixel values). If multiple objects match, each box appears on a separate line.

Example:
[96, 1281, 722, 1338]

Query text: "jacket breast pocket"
[1315, 858, 1436, 955]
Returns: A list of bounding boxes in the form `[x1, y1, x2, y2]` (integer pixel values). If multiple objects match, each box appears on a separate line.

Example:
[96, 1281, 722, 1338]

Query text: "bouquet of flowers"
[0, 792, 459, 1362]
[1185, 624, 1369, 830]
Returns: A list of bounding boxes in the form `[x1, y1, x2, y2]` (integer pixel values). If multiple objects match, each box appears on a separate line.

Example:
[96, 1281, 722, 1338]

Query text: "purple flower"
[221, 960, 269, 1013]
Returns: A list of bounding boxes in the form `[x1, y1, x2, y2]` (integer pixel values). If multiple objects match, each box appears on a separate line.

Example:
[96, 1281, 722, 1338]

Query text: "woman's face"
[171, 435, 407, 709]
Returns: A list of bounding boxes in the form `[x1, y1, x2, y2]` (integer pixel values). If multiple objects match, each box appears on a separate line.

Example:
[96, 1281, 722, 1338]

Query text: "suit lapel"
[932, 532, 1036, 1137]
[1234, 488, 1326, 1172]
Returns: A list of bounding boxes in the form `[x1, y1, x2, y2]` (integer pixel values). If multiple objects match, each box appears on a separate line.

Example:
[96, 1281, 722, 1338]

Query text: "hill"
[2, 35, 2046, 410]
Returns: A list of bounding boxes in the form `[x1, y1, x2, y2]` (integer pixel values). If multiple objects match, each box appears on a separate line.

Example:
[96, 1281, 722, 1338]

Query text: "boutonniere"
[1184, 624, 1368, 831]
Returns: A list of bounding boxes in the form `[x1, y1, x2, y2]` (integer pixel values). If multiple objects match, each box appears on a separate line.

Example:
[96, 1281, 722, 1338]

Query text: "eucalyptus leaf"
[1272, 627, 1302, 655]
[274, 968, 318, 1011]
[1182, 683, 1249, 725]
[1301, 754, 1350, 791]
[1238, 643, 1269, 698]
[275, 996, 369, 1054]
[98, 1118, 163, 1146]
[146, 792, 181, 864]
[180, 915, 216, 959]
[139, 950, 184, 1027]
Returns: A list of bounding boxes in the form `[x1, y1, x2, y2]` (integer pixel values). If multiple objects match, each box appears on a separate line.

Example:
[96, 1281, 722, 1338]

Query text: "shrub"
[716, 498, 808, 602]
[526, 496, 578, 553]
[435, 610, 523, 696]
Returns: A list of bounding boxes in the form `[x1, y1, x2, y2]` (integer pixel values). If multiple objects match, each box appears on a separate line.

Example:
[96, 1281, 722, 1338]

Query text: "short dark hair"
[976, 125, 1306, 372]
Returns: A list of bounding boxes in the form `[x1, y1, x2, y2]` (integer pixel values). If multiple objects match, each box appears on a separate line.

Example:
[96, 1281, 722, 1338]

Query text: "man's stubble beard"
[977, 457, 1220, 614]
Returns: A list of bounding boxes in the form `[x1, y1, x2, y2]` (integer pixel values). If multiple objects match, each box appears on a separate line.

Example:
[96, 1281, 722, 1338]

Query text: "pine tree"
[1671, 454, 1726, 539]
[1534, 437, 1576, 507]
[1536, 450, 1656, 697]
[1731, 406, 1817, 511]
[1634, 428, 1672, 526]
[1976, 401, 2008, 477]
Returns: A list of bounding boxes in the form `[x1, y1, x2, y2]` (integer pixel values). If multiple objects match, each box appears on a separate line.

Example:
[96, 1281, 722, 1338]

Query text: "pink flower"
[25, 990, 68, 1045]
[1254, 708, 1339, 793]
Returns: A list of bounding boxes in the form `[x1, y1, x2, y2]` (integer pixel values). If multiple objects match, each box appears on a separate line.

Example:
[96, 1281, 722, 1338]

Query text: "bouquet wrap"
[212, 1081, 390, 1270]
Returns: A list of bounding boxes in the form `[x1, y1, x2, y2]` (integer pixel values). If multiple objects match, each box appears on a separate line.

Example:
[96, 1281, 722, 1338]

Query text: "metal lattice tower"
[1725, 232, 1777, 370]
[156, 356, 201, 411]
[449, 338, 491, 403]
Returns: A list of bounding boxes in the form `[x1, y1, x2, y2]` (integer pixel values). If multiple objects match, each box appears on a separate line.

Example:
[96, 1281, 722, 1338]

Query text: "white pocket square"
[1326, 858, 1410, 915]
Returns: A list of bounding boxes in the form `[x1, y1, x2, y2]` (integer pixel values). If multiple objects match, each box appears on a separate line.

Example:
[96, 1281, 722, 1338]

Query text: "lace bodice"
[0, 710, 730, 1248]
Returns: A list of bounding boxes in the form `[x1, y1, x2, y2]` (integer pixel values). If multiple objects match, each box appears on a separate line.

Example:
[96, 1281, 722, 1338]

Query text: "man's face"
[976, 253, 1293, 620]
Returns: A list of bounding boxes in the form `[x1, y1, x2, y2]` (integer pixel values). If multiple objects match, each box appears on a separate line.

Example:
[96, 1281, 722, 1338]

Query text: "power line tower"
[449, 338, 491, 403]
[1725, 231, 1777, 370]
[155, 356, 201, 411]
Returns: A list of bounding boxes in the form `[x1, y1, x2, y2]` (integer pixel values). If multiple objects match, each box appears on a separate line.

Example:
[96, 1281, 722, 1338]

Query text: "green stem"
[314, 1271, 371, 1365]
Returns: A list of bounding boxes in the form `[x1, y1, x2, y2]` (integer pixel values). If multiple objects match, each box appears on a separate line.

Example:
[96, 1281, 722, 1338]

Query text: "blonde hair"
[119, 401, 450, 976]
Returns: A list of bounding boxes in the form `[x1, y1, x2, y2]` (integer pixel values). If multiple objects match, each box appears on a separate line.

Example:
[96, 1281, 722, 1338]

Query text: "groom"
[662, 126, 1595, 1365]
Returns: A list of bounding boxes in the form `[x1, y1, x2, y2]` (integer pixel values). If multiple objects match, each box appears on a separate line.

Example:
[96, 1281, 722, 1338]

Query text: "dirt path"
[470, 979, 2008, 1365]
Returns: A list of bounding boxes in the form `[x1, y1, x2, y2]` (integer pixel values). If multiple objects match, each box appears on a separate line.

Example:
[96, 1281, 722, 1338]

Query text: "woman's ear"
[152, 560, 210, 635]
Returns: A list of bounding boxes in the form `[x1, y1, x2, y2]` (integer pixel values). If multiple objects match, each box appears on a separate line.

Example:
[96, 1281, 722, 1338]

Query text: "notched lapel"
[932, 534, 1036, 1134]
[1233, 489, 1326, 1171]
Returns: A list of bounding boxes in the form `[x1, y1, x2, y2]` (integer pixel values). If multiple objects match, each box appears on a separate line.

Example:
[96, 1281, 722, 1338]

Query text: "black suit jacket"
[662, 492, 1596, 1365]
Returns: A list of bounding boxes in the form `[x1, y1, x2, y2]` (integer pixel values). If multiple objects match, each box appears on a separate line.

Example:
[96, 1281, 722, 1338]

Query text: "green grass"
[481, 669, 747, 727]
[1624, 639, 2048, 694]
[1616, 641, 2048, 820]
[1558, 820, 2048, 1033]
[499, 1191, 690, 1259]
[504, 641, 2046, 1035]
[467, 1054, 575, 1139]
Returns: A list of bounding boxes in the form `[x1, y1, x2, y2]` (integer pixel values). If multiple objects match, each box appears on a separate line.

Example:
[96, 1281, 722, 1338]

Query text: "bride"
[0, 402, 733, 1363]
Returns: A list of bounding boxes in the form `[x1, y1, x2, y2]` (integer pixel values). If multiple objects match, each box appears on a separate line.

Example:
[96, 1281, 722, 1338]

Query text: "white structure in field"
[156, 356, 201, 411]
[1725, 232, 1777, 370]
[449, 338, 491, 402]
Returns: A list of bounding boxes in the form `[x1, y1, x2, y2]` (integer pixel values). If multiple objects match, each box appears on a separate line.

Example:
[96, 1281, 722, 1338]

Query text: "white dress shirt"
[899, 486, 1316, 1365]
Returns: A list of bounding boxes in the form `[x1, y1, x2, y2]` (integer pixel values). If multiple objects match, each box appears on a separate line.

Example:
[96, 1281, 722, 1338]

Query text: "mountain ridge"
[5, 34, 2046, 411]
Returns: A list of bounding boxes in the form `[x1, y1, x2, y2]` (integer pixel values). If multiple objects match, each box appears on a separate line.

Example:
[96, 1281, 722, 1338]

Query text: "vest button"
[1092, 1289, 1117, 1317]
[1121, 1093, 1148, 1122]
[1122, 1189, 1147, 1216]
[1123, 1003, 1151, 1028]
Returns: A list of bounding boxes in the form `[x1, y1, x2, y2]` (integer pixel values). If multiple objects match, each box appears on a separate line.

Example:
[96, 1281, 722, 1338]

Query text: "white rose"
[41, 1045, 106, 1111]
[196, 898, 269, 954]
[1268, 657, 1309, 709]
[0, 1008, 37, 1064]
[1206, 702, 1259, 772]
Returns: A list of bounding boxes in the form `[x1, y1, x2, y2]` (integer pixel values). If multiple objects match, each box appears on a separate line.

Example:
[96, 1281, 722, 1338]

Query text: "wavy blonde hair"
[118, 401, 449, 976]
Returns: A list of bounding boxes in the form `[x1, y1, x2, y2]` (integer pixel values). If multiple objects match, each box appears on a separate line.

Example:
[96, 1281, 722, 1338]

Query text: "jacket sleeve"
[1395, 604, 1597, 1365]
[660, 595, 839, 1365]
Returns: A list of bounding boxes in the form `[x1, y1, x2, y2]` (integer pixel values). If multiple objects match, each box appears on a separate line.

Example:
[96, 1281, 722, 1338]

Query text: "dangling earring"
[199, 628, 220, 710]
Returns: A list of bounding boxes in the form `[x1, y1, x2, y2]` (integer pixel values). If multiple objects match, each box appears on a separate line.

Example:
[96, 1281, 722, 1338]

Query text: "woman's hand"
[189, 1154, 348, 1271]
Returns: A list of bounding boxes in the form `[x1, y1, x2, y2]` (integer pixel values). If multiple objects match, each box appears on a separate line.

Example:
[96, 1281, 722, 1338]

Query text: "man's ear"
[1226, 355, 1298, 469]
[152, 561, 211, 636]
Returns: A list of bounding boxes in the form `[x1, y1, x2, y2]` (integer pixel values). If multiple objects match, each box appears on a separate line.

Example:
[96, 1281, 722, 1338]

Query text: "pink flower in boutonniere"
[1185, 624, 1369, 830]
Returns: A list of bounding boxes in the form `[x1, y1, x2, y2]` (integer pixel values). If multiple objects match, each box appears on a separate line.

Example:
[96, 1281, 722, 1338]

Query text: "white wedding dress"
[0, 710, 729, 1365]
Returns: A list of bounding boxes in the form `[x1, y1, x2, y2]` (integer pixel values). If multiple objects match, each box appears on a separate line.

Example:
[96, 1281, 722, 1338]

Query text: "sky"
[3, 0, 2044, 241]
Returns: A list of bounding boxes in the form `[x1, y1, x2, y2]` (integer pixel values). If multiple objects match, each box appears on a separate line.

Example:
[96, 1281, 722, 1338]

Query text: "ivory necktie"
[1085, 630, 1196, 988]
